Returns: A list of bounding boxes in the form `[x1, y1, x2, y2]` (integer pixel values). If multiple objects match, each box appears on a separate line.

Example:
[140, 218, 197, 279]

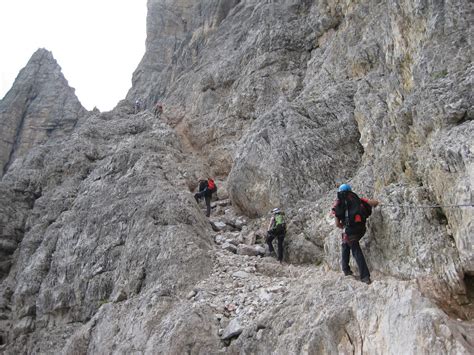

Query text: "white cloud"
[0, 0, 147, 111]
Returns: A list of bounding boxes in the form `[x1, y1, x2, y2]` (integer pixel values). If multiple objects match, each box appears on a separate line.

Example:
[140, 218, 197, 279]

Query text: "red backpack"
[207, 179, 217, 193]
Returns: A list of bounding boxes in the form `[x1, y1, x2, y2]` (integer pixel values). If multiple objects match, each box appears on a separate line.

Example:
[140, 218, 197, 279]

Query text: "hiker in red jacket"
[332, 184, 379, 284]
[194, 178, 217, 217]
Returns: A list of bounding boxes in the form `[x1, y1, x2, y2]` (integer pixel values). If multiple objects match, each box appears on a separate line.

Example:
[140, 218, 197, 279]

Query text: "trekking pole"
[379, 203, 473, 209]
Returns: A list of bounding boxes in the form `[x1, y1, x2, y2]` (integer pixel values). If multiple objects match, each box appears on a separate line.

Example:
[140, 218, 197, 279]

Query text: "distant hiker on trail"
[134, 98, 143, 114]
[266, 208, 286, 263]
[194, 178, 217, 217]
[332, 184, 379, 284]
[154, 102, 163, 118]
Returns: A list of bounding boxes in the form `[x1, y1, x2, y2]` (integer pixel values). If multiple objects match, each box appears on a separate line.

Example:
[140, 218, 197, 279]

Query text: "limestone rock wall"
[0, 106, 214, 352]
[128, 0, 472, 285]
[0, 49, 86, 176]
[127, 0, 473, 345]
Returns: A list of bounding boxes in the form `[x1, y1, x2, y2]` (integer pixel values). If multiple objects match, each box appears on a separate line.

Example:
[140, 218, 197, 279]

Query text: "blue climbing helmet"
[338, 183, 352, 192]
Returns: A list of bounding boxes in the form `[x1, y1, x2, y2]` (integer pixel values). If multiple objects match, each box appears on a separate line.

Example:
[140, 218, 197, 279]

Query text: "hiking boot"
[343, 270, 353, 276]
[361, 277, 372, 285]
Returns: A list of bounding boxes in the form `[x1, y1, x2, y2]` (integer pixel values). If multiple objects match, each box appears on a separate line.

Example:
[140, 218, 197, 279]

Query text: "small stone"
[187, 290, 197, 299]
[235, 216, 247, 229]
[233, 271, 251, 279]
[211, 221, 227, 231]
[268, 285, 284, 293]
[214, 234, 225, 244]
[258, 289, 272, 302]
[222, 242, 237, 254]
[254, 245, 266, 255]
[225, 303, 237, 312]
[237, 244, 260, 256]
[227, 238, 240, 246]
[233, 280, 244, 288]
[243, 266, 256, 273]
[221, 318, 243, 340]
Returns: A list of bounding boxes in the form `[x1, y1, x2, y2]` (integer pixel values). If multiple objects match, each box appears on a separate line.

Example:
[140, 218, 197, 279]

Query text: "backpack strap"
[344, 198, 350, 227]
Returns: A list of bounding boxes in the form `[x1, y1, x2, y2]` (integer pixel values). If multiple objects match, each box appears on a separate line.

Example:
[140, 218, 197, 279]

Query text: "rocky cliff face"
[0, 0, 473, 353]
[130, 0, 473, 293]
[0, 49, 87, 177]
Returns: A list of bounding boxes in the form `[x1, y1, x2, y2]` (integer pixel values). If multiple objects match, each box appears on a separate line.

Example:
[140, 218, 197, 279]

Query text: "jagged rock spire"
[0, 48, 87, 176]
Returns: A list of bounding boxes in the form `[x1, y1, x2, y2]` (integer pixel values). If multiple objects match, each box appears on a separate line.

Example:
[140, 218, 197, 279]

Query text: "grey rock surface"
[0, 108, 214, 352]
[0, 49, 87, 177]
[132, 0, 472, 350]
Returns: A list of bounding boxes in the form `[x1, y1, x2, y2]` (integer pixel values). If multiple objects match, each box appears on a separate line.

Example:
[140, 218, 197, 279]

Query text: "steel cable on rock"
[379, 203, 474, 209]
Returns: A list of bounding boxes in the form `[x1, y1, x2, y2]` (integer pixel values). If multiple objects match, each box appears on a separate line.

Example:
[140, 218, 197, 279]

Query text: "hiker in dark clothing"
[154, 102, 163, 118]
[266, 208, 286, 263]
[332, 184, 379, 284]
[134, 98, 143, 114]
[194, 178, 217, 217]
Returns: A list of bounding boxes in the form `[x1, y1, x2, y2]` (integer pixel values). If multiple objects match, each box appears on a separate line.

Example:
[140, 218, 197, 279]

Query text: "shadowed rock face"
[0, 0, 473, 353]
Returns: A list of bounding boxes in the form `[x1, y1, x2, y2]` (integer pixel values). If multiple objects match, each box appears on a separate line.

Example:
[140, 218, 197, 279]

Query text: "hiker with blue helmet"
[266, 208, 286, 263]
[331, 184, 379, 284]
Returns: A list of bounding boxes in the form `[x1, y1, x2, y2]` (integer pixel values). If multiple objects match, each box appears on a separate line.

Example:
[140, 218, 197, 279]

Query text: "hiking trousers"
[341, 235, 370, 280]
[267, 231, 285, 262]
[194, 191, 212, 217]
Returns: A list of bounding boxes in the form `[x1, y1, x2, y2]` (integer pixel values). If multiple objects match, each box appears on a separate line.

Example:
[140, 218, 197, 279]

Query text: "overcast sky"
[0, 0, 147, 111]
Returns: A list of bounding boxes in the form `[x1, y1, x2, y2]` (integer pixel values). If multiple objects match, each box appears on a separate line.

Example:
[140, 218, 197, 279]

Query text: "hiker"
[134, 98, 143, 114]
[194, 178, 217, 217]
[154, 102, 163, 118]
[266, 208, 286, 263]
[332, 184, 379, 284]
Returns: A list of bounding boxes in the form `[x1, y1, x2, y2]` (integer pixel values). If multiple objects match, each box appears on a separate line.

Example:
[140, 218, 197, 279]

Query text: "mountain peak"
[0, 48, 87, 176]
